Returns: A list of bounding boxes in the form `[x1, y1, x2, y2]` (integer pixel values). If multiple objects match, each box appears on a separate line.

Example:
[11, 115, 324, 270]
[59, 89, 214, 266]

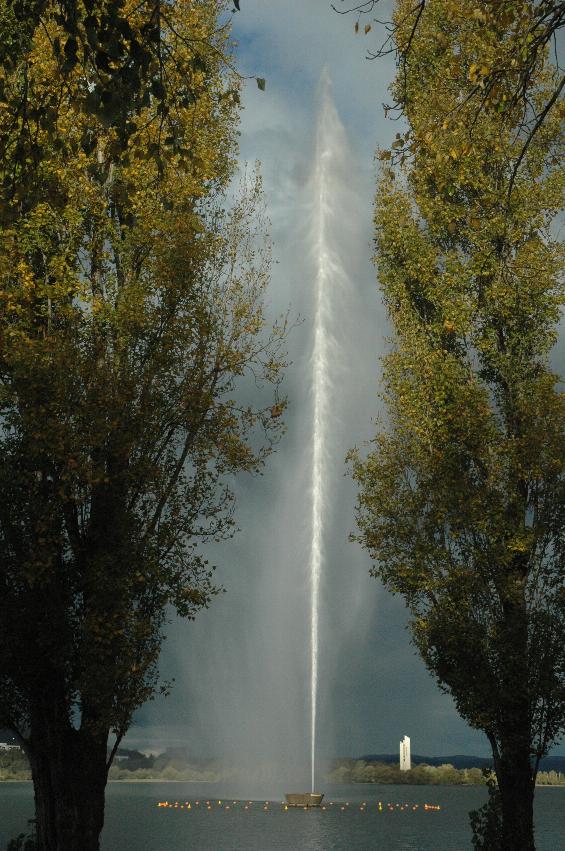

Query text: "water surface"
[1, 782, 563, 850]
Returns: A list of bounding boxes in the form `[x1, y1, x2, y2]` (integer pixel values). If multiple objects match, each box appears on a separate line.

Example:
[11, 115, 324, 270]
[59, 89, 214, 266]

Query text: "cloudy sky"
[132, 0, 564, 771]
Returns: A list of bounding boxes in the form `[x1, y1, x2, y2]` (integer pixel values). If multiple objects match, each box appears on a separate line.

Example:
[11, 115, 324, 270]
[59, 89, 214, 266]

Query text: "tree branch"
[506, 73, 565, 206]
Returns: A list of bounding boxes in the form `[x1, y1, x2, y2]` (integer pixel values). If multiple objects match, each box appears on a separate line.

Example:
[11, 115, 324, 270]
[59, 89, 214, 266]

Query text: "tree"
[350, 2, 564, 849]
[0, 0, 265, 194]
[0, 2, 286, 849]
[0, 0, 263, 168]
[335, 0, 565, 191]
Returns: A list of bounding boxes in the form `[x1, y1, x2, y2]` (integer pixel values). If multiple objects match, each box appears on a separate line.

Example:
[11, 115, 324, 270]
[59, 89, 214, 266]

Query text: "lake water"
[1, 782, 564, 850]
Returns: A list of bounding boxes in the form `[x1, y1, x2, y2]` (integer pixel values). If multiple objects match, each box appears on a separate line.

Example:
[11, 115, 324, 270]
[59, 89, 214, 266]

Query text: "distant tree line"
[107, 748, 228, 782]
[0, 748, 29, 781]
[0, 747, 230, 783]
[3, 748, 564, 785]
[326, 760, 565, 787]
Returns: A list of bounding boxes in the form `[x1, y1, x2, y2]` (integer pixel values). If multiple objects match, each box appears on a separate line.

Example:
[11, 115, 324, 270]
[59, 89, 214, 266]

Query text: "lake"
[1, 782, 564, 850]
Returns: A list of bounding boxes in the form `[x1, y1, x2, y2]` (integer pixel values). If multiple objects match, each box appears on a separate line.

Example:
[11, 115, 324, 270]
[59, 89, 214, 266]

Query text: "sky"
[130, 0, 564, 771]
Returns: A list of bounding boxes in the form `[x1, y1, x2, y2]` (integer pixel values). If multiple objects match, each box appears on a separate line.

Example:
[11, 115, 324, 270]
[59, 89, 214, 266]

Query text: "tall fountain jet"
[308, 68, 350, 796]
[164, 61, 378, 806]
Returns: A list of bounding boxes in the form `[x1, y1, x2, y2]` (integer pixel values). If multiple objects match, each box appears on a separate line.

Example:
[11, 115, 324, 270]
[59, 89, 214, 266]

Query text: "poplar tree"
[350, 2, 564, 849]
[0, 2, 285, 849]
[0, 0, 262, 160]
[340, 0, 564, 165]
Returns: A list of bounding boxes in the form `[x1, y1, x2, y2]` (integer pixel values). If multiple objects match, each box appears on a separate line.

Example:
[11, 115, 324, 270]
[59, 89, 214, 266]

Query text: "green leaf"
[256, 77, 266, 92]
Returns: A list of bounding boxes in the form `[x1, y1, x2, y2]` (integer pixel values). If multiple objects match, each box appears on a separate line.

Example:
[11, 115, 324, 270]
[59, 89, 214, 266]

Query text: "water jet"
[286, 67, 347, 808]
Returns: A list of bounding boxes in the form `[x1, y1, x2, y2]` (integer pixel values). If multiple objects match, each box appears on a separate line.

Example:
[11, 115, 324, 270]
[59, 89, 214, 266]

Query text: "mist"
[128, 1, 500, 777]
[127, 74, 388, 797]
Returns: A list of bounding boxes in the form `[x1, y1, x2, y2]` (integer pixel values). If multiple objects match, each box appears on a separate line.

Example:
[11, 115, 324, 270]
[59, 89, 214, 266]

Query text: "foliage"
[350, 0, 564, 847]
[0, 745, 230, 782]
[6, 829, 38, 851]
[0, 748, 31, 780]
[469, 771, 504, 851]
[0, 0, 252, 174]
[108, 761, 224, 782]
[328, 759, 488, 785]
[0, 1, 285, 846]
[336, 0, 564, 188]
[0, 0, 266, 201]
[4, 747, 564, 785]
[536, 769, 565, 784]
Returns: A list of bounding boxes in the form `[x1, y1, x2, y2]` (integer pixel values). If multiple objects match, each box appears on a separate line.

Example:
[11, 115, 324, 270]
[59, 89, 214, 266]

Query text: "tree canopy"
[336, 0, 564, 191]
[350, 2, 564, 849]
[0, 1, 285, 848]
[0, 0, 267, 225]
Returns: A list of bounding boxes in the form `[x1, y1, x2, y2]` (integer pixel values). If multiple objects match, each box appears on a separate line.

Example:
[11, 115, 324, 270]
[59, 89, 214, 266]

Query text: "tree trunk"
[496, 741, 536, 851]
[496, 587, 536, 851]
[29, 716, 108, 851]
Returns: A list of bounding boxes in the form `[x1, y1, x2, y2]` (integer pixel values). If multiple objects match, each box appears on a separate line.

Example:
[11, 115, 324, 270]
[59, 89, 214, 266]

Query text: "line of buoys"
[156, 799, 442, 812]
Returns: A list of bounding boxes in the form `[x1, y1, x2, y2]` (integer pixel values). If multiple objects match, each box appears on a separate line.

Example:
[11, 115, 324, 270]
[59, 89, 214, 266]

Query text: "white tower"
[400, 735, 411, 771]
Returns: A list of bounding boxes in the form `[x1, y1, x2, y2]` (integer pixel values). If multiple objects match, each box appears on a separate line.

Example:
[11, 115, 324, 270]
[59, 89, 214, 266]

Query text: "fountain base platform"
[285, 793, 324, 808]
